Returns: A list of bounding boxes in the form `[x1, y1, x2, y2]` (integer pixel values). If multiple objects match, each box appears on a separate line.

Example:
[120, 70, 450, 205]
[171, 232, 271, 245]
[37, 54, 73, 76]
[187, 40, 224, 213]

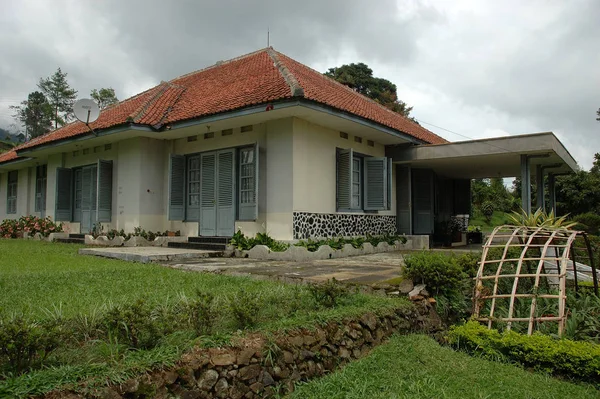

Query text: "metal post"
[520, 155, 531, 214]
[547, 173, 556, 215]
[536, 164, 544, 211]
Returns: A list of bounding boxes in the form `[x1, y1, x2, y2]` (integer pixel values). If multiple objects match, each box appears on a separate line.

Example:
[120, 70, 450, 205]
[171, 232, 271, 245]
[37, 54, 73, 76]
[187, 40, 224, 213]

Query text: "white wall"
[292, 118, 395, 216]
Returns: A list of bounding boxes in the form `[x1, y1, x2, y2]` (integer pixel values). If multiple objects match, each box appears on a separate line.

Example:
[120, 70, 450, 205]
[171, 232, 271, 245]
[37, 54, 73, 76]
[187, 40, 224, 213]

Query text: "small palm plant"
[508, 208, 578, 229]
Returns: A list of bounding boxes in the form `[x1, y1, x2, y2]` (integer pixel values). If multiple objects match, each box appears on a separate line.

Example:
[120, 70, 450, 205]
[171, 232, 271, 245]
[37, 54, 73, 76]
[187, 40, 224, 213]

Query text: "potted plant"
[467, 225, 483, 244]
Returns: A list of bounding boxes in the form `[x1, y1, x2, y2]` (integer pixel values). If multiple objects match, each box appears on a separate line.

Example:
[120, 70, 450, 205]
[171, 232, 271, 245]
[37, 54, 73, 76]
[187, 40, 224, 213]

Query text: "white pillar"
[520, 155, 531, 214]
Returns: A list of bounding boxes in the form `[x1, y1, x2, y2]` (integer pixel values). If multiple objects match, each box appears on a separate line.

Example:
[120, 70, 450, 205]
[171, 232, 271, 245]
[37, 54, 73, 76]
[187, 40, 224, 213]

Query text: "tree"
[90, 87, 118, 110]
[324, 63, 417, 122]
[596, 107, 599, 121]
[9, 91, 53, 139]
[37, 68, 78, 129]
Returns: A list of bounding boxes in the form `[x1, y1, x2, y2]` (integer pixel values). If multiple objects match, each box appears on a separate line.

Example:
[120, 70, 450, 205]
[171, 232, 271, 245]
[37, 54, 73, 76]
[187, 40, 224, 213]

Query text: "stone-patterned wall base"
[293, 212, 396, 239]
[45, 305, 441, 399]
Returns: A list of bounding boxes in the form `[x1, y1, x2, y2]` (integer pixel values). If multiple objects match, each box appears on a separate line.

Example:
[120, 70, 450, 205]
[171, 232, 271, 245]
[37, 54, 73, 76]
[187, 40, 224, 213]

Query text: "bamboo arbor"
[473, 225, 598, 336]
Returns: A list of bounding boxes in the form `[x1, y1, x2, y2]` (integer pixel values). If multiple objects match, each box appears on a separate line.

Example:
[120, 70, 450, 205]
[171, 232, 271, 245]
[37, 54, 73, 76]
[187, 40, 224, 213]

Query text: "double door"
[198, 149, 235, 237]
[74, 165, 98, 234]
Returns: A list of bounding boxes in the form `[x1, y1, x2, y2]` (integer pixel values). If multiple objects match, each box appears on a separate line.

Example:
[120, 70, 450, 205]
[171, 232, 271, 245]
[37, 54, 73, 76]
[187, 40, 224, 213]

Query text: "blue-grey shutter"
[200, 152, 217, 236]
[55, 168, 72, 221]
[396, 165, 411, 234]
[412, 169, 434, 235]
[97, 160, 112, 222]
[336, 149, 353, 210]
[364, 157, 388, 211]
[238, 143, 258, 220]
[217, 149, 235, 236]
[186, 156, 200, 221]
[169, 154, 185, 221]
[387, 158, 392, 210]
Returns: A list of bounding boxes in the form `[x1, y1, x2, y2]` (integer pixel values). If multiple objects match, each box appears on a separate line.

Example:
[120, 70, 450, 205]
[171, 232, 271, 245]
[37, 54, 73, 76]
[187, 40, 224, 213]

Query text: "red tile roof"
[4, 48, 446, 164]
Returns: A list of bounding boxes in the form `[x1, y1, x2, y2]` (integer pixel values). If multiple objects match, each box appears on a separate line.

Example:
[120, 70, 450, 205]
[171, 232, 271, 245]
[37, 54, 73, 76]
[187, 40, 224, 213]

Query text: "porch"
[386, 132, 579, 246]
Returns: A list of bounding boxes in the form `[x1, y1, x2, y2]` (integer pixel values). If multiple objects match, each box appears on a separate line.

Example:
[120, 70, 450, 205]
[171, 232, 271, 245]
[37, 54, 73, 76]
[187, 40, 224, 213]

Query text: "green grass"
[0, 240, 404, 397]
[469, 210, 512, 232]
[290, 334, 598, 399]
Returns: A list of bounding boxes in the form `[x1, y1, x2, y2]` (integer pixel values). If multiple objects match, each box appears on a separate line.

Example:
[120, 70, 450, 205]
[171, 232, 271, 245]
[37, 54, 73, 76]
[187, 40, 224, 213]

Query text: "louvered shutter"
[364, 157, 388, 211]
[396, 165, 411, 234]
[217, 149, 235, 236]
[387, 158, 393, 210]
[238, 143, 258, 220]
[200, 152, 217, 236]
[97, 160, 112, 222]
[186, 156, 200, 221]
[168, 155, 185, 221]
[336, 149, 353, 210]
[55, 168, 72, 221]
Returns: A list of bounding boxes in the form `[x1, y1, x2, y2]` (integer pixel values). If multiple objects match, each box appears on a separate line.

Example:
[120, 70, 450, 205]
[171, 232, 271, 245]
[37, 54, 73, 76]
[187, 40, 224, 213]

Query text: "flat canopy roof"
[386, 132, 578, 179]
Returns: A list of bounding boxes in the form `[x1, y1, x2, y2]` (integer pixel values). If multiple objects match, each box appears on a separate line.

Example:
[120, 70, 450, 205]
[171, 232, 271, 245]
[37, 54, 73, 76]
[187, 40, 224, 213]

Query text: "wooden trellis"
[473, 225, 598, 336]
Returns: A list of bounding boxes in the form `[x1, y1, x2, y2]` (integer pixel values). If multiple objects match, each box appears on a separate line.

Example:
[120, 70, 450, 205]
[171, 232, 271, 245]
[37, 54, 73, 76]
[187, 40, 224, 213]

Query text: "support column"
[536, 164, 544, 211]
[548, 173, 556, 215]
[520, 155, 531, 214]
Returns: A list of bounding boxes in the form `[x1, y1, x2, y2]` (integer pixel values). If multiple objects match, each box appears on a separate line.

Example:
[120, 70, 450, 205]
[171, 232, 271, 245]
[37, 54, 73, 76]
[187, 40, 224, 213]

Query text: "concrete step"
[188, 236, 230, 244]
[168, 241, 227, 251]
[69, 233, 86, 239]
[56, 238, 85, 244]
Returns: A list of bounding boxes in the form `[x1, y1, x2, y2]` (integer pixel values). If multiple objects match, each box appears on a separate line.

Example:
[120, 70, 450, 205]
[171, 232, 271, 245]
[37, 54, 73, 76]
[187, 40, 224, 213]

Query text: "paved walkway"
[79, 247, 220, 263]
[163, 252, 406, 284]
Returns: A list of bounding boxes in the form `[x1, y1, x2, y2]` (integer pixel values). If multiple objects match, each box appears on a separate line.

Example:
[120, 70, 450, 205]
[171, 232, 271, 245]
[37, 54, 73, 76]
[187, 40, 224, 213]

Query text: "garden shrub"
[0, 316, 62, 374]
[403, 251, 466, 296]
[228, 290, 261, 329]
[448, 321, 600, 384]
[102, 300, 161, 349]
[188, 291, 217, 336]
[309, 278, 349, 308]
[573, 213, 600, 235]
[0, 216, 62, 238]
[481, 201, 495, 222]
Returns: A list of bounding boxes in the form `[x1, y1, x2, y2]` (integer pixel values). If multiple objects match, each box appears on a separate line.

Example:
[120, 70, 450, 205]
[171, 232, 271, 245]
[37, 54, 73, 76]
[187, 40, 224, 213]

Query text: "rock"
[408, 283, 427, 299]
[227, 369, 239, 378]
[288, 335, 304, 347]
[303, 335, 316, 346]
[239, 364, 261, 380]
[211, 352, 236, 366]
[363, 330, 374, 343]
[262, 371, 275, 386]
[339, 347, 351, 358]
[388, 291, 401, 297]
[282, 350, 294, 364]
[163, 371, 178, 385]
[360, 313, 378, 331]
[181, 391, 202, 399]
[300, 349, 314, 359]
[120, 378, 139, 393]
[410, 295, 425, 301]
[99, 388, 123, 399]
[249, 382, 264, 394]
[398, 279, 414, 294]
[214, 378, 229, 398]
[428, 297, 437, 304]
[197, 369, 219, 391]
[237, 348, 255, 365]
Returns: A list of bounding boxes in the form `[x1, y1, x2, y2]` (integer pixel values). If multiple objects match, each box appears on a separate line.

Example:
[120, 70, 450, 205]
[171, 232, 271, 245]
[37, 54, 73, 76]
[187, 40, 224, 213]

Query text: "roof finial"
[267, 27, 270, 48]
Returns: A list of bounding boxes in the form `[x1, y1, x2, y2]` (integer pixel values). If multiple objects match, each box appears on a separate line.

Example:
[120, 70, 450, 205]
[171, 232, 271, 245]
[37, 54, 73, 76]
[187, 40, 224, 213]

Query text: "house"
[0, 48, 578, 242]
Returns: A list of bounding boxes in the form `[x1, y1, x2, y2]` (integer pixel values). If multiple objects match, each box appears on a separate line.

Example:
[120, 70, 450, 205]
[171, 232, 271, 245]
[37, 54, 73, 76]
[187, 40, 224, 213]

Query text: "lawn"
[469, 210, 512, 232]
[290, 334, 598, 399]
[0, 240, 401, 397]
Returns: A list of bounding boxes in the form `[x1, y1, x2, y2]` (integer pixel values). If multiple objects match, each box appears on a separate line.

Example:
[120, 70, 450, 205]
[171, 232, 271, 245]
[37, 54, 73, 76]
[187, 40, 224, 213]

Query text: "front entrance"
[199, 149, 235, 237]
[74, 165, 98, 234]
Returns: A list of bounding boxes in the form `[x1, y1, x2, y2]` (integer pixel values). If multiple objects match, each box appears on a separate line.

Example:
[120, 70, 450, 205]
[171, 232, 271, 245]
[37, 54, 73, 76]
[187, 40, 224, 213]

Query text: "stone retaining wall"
[45, 301, 441, 399]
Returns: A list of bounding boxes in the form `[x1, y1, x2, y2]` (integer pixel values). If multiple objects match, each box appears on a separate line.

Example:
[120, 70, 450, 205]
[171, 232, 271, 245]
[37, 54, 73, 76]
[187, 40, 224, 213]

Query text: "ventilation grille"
[241, 125, 253, 133]
[340, 132, 348, 139]
[187, 135, 198, 142]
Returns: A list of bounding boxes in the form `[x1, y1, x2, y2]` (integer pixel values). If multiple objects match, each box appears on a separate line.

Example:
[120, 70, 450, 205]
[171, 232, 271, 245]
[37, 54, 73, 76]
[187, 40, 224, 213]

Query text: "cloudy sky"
[1, 0, 598, 169]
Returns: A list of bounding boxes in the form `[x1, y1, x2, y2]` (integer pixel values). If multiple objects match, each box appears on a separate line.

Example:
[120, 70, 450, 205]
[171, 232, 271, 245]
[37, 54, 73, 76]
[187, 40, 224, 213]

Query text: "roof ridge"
[273, 49, 446, 143]
[169, 48, 271, 83]
[266, 48, 304, 97]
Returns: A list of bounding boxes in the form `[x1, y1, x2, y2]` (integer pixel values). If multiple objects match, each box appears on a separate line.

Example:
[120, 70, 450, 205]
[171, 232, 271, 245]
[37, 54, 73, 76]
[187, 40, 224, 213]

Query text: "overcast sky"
[1, 0, 598, 169]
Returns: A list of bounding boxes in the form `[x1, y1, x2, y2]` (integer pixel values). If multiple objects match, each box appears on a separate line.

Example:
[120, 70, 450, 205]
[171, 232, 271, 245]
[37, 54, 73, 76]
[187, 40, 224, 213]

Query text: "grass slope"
[0, 240, 403, 397]
[290, 335, 598, 399]
[469, 210, 512, 232]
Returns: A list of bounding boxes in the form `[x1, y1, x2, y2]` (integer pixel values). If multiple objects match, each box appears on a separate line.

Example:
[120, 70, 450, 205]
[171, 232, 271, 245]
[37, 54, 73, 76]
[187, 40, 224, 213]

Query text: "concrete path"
[79, 247, 221, 263]
[163, 252, 406, 284]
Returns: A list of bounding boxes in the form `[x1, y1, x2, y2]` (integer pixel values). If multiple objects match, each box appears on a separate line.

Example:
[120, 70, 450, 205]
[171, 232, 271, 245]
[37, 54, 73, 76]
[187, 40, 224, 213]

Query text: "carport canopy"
[386, 132, 579, 215]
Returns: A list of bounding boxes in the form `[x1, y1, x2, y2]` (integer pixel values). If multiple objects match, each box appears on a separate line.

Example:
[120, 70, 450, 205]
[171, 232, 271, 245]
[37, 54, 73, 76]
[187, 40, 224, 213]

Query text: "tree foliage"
[37, 68, 78, 129]
[472, 178, 515, 216]
[324, 63, 417, 122]
[9, 91, 53, 139]
[555, 153, 600, 216]
[90, 87, 118, 110]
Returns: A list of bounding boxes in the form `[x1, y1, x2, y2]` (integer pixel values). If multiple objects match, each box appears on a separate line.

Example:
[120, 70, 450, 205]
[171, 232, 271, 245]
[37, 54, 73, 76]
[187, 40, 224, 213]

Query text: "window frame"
[6, 170, 18, 214]
[336, 147, 391, 213]
[35, 165, 47, 213]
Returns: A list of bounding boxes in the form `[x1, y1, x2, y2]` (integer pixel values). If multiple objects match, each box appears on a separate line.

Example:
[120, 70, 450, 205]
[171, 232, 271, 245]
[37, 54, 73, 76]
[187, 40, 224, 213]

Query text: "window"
[336, 148, 391, 212]
[35, 165, 47, 212]
[238, 146, 258, 220]
[352, 157, 362, 209]
[6, 170, 17, 214]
